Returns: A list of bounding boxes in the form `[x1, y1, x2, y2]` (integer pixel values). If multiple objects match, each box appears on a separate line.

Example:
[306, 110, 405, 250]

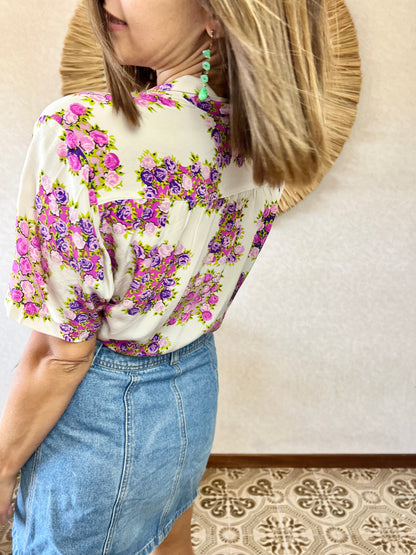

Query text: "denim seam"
[206, 342, 219, 394]
[102, 374, 137, 554]
[158, 362, 188, 535]
[21, 445, 43, 550]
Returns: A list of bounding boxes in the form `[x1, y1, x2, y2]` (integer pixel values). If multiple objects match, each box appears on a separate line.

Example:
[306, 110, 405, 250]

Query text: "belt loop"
[91, 340, 104, 365]
[170, 348, 180, 365]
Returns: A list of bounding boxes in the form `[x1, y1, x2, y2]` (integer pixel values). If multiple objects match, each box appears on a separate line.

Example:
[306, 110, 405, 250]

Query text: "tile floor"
[1, 467, 415, 554]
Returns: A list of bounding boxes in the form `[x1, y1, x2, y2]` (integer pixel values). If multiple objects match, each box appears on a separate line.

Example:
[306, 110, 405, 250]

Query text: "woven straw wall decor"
[60, 0, 362, 214]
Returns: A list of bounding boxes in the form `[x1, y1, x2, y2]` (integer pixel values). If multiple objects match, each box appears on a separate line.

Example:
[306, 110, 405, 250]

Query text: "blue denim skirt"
[13, 332, 218, 554]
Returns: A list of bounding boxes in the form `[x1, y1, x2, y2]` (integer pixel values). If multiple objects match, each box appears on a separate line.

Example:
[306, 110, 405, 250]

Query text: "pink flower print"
[10, 289, 23, 303]
[68, 154, 82, 172]
[63, 308, 77, 320]
[24, 302, 39, 316]
[89, 189, 98, 205]
[159, 244, 173, 258]
[64, 110, 79, 125]
[159, 199, 171, 213]
[122, 299, 134, 309]
[159, 337, 169, 348]
[73, 233, 86, 249]
[80, 166, 90, 182]
[84, 275, 96, 288]
[29, 245, 41, 262]
[202, 311, 213, 321]
[41, 174, 53, 194]
[218, 255, 227, 266]
[204, 253, 215, 265]
[159, 96, 176, 107]
[194, 277, 203, 287]
[181, 312, 191, 323]
[105, 171, 121, 188]
[66, 131, 79, 149]
[18, 220, 30, 237]
[168, 317, 177, 325]
[141, 155, 157, 169]
[104, 152, 120, 171]
[69, 206, 80, 223]
[201, 165, 211, 180]
[205, 116, 216, 129]
[256, 220, 265, 231]
[142, 258, 152, 269]
[21, 280, 35, 297]
[80, 135, 95, 153]
[90, 130, 109, 147]
[234, 244, 245, 255]
[16, 238, 29, 256]
[154, 300, 165, 312]
[134, 97, 149, 108]
[49, 198, 60, 216]
[271, 203, 279, 214]
[250, 247, 260, 258]
[140, 93, 158, 103]
[50, 251, 63, 265]
[41, 259, 50, 273]
[20, 258, 32, 275]
[70, 103, 87, 116]
[220, 104, 231, 115]
[182, 175, 193, 191]
[209, 294, 219, 305]
[34, 271, 45, 286]
[51, 114, 63, 125]
[113, 222, 126, 235]
[57, 143, 68, 158]
[174, 243, 185, 255]
[145, 222, 157, 235]
[12, 260, 19, 274]
[264, 206, 271, 217]
[39, 304, 50, 318]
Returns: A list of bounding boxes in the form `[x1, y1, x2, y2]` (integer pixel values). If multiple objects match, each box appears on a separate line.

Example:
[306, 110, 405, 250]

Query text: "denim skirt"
[13, 332, 218, 555]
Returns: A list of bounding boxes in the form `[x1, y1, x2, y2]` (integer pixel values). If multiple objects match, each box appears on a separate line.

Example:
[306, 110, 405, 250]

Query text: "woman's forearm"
[0, 331, 96, 478]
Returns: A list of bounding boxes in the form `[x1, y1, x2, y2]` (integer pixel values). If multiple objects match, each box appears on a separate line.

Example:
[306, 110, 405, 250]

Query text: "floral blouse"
[6, 75, 284, 356]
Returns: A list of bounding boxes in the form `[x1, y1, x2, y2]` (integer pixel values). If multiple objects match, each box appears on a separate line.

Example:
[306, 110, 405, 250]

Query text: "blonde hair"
[86, 0, 331, 188]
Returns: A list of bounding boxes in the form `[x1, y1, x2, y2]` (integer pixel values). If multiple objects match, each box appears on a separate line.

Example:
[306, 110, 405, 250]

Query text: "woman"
[0, 0, 330, 553]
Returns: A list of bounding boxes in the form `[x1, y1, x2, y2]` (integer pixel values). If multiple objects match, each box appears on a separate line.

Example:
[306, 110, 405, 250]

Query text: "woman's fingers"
[0, 474, 17, 525]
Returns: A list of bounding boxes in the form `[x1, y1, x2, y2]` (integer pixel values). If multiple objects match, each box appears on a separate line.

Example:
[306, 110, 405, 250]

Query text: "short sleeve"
[5, 110, 113, 342]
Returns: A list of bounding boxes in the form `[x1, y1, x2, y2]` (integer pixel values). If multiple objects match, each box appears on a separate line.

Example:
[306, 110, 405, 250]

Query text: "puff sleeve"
[5, 110, 113, 342]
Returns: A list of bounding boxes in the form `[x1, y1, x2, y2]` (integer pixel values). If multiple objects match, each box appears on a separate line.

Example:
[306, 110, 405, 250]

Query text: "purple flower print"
[73, 285, 83, 297]
[80, 258, 93, 272]
[35, 195, 43, 212]
[225, 221, 234, 231]
[56, 238, 70, 253]
[223, 152, 232, 166]
[191, 161, 201, 175]
[177, 254, 191, 266]
[54, 187, 69, 205]
[80, 218, 94, 234]
[69, 154, 82, 172]
[90, 130, 109, 147]
[104, 152, 120, 170]
[212, 129, 222, 147]
[133, 244, 145, 258]
[75, 314, 89, 323]
[141, 170, 154, 186]
[169, 181, 182, 194]
[128, 307, 140, 316]
[210, 169, 220, 183]
[60, 324, 72, 333]
[186, 196, 197, 210]
[158, 83, 173, 92]
[159, 96, 176, 107]
[151, 254, 162, 267]
[69, 259, 80, 271]
[53, 220, 67, 235]
[236, 154, 244, 167]
[154, 167, 168, 182]
[145, 186, 158, 200]
[142, 207, 153, 220]
[117, 205, 132, 221]
[69, 103, 87, 116]
[86, 236, 99, 251]
[97, 269, 104, 280]
[160, 289, 172, 301]
[163, 278, 176, 287]
[131, 279, 141, 290]
[164, 157, 177, 173]
[197, 184, 207, 197]
[159, 214, 168, 227]
[69, 300, 83, 310]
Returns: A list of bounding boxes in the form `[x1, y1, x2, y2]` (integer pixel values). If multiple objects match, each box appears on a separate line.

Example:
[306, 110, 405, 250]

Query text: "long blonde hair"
[86, 0, 331, 188]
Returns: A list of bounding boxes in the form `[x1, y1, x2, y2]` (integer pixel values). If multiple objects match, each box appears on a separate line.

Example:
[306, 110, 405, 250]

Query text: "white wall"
[1, 0, 415, 453]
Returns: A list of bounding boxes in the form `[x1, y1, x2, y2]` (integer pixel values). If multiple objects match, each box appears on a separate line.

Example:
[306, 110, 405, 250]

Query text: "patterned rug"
[2, 467, 416, 554]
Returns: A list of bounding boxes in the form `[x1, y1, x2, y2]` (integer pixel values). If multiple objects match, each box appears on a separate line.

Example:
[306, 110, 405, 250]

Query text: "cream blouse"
[6, 75, 284, 356]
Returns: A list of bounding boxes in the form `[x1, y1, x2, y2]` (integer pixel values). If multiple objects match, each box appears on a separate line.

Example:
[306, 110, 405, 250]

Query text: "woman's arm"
[0, 330, 96, 524]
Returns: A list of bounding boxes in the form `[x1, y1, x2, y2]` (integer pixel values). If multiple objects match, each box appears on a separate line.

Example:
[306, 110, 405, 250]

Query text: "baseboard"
[207, 454, 416, 468]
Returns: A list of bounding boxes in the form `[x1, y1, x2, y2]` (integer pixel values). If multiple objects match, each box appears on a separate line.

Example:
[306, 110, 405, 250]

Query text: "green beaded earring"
[198, 30, 214, 102]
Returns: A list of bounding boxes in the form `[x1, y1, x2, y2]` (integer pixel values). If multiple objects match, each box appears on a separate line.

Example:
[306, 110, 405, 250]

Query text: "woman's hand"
[0, 472, 18, 525]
